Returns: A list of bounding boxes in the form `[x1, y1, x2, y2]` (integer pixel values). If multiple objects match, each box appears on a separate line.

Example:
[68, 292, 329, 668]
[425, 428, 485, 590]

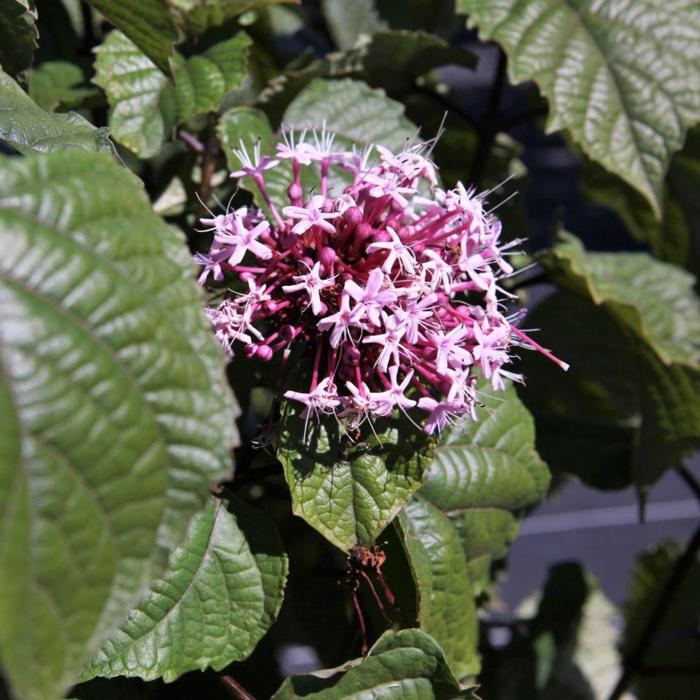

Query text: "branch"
[409, 84, 480, 132]
[606, 520, 700, 700]
[677, 465, 700, 504]
[219, 674, 257, 700]
[470, 46, 507, 187]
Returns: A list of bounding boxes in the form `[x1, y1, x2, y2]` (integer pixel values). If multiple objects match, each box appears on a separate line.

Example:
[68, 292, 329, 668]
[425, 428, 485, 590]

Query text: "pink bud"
[343, 206, 363, 227]
[319, 247, 336, 268]
[280, 325, 297, 341]
[287, 181, 303, 201]
[257, 345, 274, 361]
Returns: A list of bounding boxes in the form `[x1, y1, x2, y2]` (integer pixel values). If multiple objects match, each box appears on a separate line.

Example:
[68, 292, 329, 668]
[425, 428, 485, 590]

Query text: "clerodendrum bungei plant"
[197, 129, 568, 437]
[2, 2, 700, 700]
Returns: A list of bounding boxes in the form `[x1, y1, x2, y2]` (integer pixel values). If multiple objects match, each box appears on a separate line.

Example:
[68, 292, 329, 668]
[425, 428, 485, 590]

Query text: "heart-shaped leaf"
[81, 494, 287, 683]
[0, 151, 237, 700]
[521, 234, 700, 489]
[271, 628, 473, 699]
[278, 402, 433, 552]
[459, 0, 700, 216]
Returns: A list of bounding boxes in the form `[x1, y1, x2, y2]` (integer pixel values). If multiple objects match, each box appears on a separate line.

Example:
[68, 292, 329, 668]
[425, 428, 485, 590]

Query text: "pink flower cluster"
[196, 128, 568, 435]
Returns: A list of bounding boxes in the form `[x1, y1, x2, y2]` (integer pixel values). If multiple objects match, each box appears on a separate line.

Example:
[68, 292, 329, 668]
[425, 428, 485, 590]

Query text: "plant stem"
[606, 520, 700, 700]
[219, 674, 257, 700]
[178, 129, 205, 154]
[410, 84, 480, 132]
[677, 465, 700, 503]
[470, 46, 507, 187]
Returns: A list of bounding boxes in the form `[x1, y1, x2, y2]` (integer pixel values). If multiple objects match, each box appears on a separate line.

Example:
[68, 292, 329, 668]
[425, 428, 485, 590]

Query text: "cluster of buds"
[196, 127, 568, 435]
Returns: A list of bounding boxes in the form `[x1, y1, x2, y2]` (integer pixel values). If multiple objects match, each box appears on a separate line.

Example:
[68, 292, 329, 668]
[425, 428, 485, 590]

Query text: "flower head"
[195, 128, 567, 434]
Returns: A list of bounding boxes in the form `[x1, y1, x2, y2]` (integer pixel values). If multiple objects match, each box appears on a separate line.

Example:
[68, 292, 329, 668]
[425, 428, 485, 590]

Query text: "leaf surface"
[83, 0, 178, 74]
[272, 628, 472, 699]
[278, 402, 433, 552]
[94, 30, 250, 157]
[0, 0, 38, 76]
[0, 69, 110, 154]
[0, 151, 237, 700]
[521, 234, 700, 489]
[459, 0, 700, 215]
[82, 494, 287, 682]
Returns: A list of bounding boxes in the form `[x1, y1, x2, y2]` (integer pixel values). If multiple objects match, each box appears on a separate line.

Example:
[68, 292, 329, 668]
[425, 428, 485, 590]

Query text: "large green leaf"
[94, 30, 250, 158]
[81, 494, 287, 683]
[622, 542, 700, 700]
[582, 128, 700, 282]
[171, 0, 296, 35]
[541, 234, 700, 366]
[0, 69, 111, 154]
[459, 0, 700, 216]
[83, 0, 178, 75]
[419, 383, 549, 592]
[272, 628, 472, 699]
[521, 234, 700, 489]
[394, 384, 547, 680]
[397, 501, 480, 682]
[277, 402, 433, 552]
[283, 78, 416, 153]
[0, 151, 237, 700]
[0, 0, 38, 77]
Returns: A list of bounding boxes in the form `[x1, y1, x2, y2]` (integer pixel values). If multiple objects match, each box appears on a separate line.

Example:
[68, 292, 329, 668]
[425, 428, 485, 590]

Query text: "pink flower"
[363, 312, 408, 372]
[283, 195, 340, 235]
[195, 126, 568, 435]
[372, 366, 416, 417]
[344, 269, 397, 326]
[366, 227, 416, 274]
[282, 261, 335, 315]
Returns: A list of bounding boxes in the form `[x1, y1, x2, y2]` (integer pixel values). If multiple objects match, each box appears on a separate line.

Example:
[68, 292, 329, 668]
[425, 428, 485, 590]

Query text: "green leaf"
[397, 501, 480, 681]
[171, 0, 296, 35]
[94, 30, 250, 157]
[622, 542, 700, 700]
[82, 494, 287, 683]
[277, 402, 433, 552]
[321, 0, 387, 49]
[541, 233, 700, 366]
[217, 105, 275, 171]
[0, 69, 111, 154]
[271, 628, 472, 699]
[521, 234, 700, 489]
[83, 0, 179, 75]
[0, 0, 38, 77]
[420, 383, 549, 592]
[582, 128, 700, 282]
[459, 0, 700, 216]
[283, 78, 416, 153]
[27, 61, 100, 111]
[0, 151, 237, 700]
[393, 384, 547, 680]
